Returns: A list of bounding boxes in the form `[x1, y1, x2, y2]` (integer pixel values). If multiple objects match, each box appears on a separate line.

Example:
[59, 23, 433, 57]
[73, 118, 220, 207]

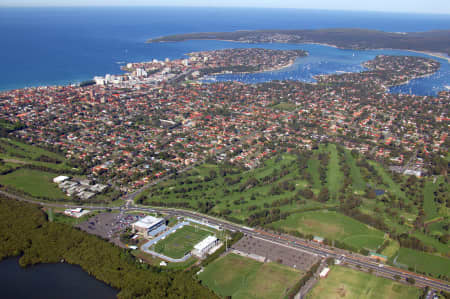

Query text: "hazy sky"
[1, 0, 449, 15]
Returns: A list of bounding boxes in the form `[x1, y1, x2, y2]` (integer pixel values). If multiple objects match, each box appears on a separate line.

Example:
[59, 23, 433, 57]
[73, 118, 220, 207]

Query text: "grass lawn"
[132, 250, 198, 270]
[427, 221, 447, 237]
[0, 138, 75, 171]
[272, 210, 384, 250]
[308, 266, 421, 299]
[51, 210, 99, 226]
[0, 168, 69, 199]
[395, 248, 450, 277]
[272, 102, 297, 111]
[199, 253, 302, 299]
[411, 231, 450, 254]
[380, 239, 400, 259]
[154, 225, 212, 259]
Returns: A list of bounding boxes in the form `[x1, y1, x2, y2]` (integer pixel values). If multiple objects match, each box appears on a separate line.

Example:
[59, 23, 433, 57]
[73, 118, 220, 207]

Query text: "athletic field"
[307, 266, 421, 299]
[199, 253, 302, 299]
[153, 225, 212, 259]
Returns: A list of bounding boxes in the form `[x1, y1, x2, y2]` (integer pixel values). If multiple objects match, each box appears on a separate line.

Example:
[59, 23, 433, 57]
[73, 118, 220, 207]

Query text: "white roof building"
[133, 216, 163, 229]
[132, 216, 166, 237]
[319, 267, 331, 278]
[53, 175, 69, 184]
[192, 236, 219, 258]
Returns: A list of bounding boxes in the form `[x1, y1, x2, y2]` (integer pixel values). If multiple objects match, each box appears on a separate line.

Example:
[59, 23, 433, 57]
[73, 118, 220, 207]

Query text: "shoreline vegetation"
[147, 28, 450, 56]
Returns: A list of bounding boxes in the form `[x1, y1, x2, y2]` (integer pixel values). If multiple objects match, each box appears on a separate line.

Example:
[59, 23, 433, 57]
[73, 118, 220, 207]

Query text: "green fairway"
[423, 180, 439, 221]
[0, 168, 68, 199]
[369, 161, 405, 199]
[139, 146, 449, 262]
[272, 210, 384, 250]
[199, 253, 302, 299]
[344, 151, 366, 192]
[326, 144, 343, 200]
[395, 248, 450, 277]
[142, 154, 307, 222]
[154, 225, 213, 259]
[307, 266, 421, 299]
[307, 157, 322, 192]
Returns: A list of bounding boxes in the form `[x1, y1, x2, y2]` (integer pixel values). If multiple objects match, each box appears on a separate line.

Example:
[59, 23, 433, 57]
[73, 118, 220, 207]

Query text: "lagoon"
[0, 258, 117, 299]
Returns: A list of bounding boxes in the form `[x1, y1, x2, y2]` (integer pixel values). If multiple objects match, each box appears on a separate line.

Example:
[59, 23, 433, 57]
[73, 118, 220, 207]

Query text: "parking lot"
[232, 235, 319, 271]
[76, 212, 146, 246]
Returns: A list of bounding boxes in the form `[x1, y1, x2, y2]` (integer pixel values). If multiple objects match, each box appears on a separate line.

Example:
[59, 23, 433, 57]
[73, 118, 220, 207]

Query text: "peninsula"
[147, 28, 450, 56]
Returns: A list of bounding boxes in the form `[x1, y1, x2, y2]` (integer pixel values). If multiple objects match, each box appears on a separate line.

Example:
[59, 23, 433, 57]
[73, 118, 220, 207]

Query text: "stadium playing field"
[154, 225, 212, 259]
[307, 266, 421, 299]
[199, 253, 302, 299]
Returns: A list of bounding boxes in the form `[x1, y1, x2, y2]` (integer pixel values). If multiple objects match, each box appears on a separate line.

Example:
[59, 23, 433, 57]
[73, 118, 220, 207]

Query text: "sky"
[0, 0, 449, 15]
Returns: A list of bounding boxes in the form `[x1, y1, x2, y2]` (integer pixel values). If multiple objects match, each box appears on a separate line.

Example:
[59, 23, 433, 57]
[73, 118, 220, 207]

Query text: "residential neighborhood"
[0, 51, 447, 193]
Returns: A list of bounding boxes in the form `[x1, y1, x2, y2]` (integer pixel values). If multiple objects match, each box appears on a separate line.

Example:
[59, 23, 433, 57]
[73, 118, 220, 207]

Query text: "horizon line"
[0, 5, 449, 16]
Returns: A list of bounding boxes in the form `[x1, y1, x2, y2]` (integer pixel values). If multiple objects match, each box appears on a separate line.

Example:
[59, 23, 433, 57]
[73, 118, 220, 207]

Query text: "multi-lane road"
[1, 189, 449, 292]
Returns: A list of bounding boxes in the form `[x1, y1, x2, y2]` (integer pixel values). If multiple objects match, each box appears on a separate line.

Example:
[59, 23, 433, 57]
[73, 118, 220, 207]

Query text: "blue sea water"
[0, 6, 449, 95]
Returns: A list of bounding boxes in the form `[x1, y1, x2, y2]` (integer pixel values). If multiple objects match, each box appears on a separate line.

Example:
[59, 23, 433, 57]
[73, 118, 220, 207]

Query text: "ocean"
[0, 6, 449, 95]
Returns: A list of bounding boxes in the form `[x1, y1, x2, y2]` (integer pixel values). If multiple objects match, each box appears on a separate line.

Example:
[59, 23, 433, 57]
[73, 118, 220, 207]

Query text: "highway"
[1, 189, 449, 292]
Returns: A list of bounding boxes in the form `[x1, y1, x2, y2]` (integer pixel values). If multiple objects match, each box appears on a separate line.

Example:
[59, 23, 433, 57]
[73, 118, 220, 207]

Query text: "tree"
[406, 277, 415, 285]
[318, 187, 329, 202]
[326, 257, 335, 266]
[359, 248, 369, 256]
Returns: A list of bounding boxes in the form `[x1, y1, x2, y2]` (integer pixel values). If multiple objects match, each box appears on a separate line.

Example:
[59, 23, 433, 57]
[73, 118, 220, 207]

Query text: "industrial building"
[132, 216, 166, 238]
[192, 235, 219, 258]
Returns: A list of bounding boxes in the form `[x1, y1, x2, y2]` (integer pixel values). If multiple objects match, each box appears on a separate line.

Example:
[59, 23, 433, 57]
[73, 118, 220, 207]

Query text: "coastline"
[203, 57, 301, 78]
[406, 50, 450, 63]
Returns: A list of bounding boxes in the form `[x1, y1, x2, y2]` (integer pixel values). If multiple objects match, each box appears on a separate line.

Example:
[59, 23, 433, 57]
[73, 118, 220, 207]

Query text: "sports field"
[272, 210, 384, 250]
[199, 253, 302, 299]
[307, 266, 421, 299]
[154, 225, 212, 259]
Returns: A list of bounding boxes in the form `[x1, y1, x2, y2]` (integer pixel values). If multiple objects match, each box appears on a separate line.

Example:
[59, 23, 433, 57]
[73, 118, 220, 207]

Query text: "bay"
[0, 6, 449, 94]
